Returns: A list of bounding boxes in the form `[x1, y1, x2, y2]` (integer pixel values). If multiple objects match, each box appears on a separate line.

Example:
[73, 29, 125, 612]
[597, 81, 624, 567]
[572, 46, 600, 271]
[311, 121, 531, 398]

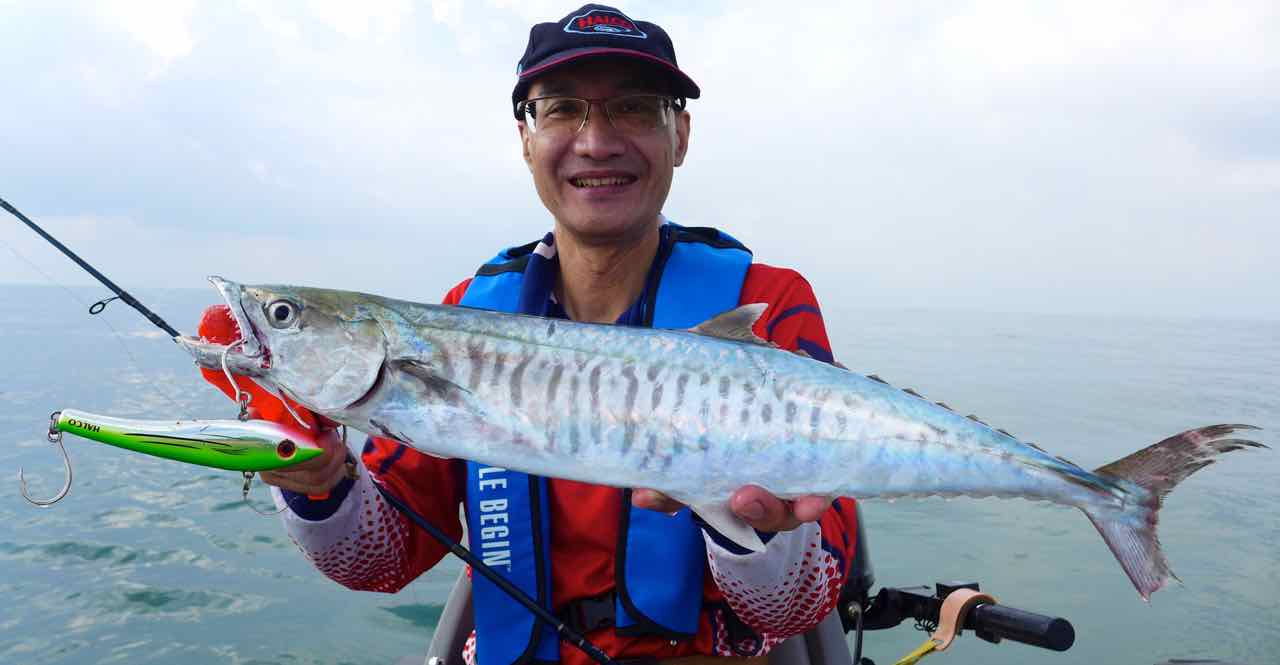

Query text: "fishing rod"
[3, 195, 618, 665]
[0, 196, 181, 337]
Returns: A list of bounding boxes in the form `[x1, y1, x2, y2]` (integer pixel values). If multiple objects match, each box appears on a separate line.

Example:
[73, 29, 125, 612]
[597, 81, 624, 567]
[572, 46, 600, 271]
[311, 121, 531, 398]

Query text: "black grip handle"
[966, 603, 1074, 652]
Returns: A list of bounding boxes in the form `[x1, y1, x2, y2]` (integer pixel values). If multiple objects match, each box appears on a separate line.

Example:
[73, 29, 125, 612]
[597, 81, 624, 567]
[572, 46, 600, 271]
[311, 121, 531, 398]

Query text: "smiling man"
[198, 5, 862, 664]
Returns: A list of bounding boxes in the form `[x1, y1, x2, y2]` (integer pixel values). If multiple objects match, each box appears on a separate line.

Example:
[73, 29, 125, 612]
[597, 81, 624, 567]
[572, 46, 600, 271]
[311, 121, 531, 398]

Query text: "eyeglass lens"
[525, 95, 670, 135]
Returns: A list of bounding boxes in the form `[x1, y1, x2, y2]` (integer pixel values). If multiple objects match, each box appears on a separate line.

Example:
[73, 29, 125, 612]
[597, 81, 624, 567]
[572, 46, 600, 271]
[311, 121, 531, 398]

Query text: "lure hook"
[19, 411, 74, 507]
[242, 471, 286, 516]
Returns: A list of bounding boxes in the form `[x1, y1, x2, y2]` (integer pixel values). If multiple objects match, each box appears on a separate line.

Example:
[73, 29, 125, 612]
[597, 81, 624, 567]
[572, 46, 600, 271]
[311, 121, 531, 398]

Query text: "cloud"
[96, 0, 198, 73]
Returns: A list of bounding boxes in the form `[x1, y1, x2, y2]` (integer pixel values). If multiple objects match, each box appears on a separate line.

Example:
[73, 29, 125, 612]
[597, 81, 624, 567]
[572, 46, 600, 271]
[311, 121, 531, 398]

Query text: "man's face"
[519, 58, 691, 245]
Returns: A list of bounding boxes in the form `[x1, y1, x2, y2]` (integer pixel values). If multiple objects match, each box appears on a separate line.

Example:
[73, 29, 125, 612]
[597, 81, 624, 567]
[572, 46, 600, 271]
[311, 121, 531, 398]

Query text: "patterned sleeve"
[701, 264, 861, 650]
[194, 280, 475, 593]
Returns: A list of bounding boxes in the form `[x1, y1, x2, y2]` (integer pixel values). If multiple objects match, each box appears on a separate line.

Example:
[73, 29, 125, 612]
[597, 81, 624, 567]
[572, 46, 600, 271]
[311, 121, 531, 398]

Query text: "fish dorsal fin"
[690, 304, 770, 346]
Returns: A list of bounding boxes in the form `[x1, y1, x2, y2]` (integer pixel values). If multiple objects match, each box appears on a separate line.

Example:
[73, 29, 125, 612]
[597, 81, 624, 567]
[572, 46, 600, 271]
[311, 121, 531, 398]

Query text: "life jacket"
[459, 222, 753, 665]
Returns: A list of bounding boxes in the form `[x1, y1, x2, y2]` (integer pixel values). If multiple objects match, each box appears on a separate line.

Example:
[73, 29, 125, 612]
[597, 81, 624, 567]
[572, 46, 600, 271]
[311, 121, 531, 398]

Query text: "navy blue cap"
[512, 4, 700, 117]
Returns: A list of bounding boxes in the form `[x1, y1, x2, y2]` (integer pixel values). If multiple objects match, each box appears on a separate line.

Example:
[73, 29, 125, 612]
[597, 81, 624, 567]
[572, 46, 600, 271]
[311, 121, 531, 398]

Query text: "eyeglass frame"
[515, 94, 687, 136]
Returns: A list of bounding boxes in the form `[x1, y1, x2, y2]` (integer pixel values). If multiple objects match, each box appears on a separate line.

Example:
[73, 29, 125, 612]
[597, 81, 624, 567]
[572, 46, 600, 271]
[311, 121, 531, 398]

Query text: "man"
[200, 5, 861, 664]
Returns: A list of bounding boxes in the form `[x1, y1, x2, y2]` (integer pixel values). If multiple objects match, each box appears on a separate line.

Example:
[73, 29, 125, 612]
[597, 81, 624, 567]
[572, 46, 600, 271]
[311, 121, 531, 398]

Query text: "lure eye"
[277, 439, 296, 459]
[265, 300, 300, 329]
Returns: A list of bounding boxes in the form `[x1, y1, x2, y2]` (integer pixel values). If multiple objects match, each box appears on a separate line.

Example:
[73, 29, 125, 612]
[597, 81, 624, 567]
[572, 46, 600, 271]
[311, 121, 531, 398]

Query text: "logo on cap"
[564, 8, 647, 39]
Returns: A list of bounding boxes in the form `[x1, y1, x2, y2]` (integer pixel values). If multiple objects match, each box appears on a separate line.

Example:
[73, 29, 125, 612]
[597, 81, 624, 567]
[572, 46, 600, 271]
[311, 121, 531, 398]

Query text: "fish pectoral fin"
[691, 502, 767, 553]
[689, 304, 770, 346]
[393, 359, 471, 397]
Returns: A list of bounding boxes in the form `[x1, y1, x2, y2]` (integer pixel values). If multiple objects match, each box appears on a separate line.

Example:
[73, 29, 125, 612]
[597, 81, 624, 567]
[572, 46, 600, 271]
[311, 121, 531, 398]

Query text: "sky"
[1, 1, 1277, 321]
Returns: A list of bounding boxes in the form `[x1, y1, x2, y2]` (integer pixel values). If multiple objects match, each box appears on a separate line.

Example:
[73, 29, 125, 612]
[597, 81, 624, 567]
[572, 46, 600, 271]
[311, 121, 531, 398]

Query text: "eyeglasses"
[516, 94, 683, 137]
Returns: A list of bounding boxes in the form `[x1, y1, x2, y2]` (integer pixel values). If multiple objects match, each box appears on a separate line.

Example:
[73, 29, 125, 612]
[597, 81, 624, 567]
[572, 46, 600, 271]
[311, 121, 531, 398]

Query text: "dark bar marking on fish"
[509, 352, 533, 408]
[719, 402, 730, 427]
[622, 365, 639, 453]
[761, 402, 773, 424]
[589, 363, 604, 444]
[740, 406, 752, 426]
[742, 381, 756, 407]
[699, 397, 712, 429]
[785, 401, 798, 427]
[569, 374, 582, 454]
[809, 400, 824, 442]
[867, 374, 888, 384]
[966, 414, 988, 426]
[674, 373, 689, 413]
[836, 411, 848, 436]
[436, 345, 456, 383]
[547, 364, 565, 407]
[644, 432, 659, 469]
[650, 382, 664, 415]
[718, 376, 732, 399]
[545, 320, 557, 338]
[467, 339, 486, 391]
[903, 388, 923, 398]
[936, 401, 953, 411]
[700, 372, 711, 387]
[647, 364, 662, 382]
[489, 350, 508, 389]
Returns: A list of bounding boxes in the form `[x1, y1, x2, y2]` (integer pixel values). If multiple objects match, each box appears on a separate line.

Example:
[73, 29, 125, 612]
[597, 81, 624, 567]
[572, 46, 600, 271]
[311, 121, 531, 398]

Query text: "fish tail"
[1081, 424, 1266, 600]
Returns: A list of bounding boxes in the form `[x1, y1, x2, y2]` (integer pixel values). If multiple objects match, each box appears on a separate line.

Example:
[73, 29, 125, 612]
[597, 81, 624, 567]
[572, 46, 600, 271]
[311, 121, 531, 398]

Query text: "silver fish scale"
[368, 304, 1090, 508]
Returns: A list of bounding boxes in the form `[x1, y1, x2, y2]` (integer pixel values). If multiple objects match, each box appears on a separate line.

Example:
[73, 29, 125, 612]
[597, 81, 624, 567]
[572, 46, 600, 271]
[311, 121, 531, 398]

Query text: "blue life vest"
[460, 222, 752, 665]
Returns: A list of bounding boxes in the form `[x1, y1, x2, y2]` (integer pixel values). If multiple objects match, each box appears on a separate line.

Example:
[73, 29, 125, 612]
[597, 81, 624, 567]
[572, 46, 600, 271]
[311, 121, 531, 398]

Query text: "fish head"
[179, 277, 388, 414]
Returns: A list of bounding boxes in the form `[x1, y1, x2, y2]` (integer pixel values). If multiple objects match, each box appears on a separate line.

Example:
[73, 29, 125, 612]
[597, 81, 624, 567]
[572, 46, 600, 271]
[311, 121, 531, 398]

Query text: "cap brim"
[513, 46, 700, 104]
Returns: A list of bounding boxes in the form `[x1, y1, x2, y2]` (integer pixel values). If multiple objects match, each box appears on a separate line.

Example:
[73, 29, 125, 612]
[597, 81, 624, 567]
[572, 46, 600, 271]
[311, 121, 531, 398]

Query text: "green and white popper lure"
[19, 409, 326, 507]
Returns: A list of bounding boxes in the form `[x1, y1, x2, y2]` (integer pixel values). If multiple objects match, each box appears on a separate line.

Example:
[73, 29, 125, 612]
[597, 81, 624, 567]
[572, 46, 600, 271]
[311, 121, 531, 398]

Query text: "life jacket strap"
[559, 591, 619, 635]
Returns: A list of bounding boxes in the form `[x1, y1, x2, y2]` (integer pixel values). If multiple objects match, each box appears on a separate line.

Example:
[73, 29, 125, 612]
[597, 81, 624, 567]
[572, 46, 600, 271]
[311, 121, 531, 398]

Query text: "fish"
[52, 408, 325, 472]
[177, 276, 1266, 600]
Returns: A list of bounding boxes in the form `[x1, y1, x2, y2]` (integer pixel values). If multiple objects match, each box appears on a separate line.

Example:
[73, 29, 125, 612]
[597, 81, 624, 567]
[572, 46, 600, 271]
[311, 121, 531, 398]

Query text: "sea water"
[1, 284, 1276, 664]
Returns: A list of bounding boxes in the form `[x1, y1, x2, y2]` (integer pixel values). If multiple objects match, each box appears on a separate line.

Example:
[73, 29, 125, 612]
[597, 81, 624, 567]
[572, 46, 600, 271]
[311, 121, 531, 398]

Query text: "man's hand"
[631, 485, 831, 533]
[246, 407, 352, 496]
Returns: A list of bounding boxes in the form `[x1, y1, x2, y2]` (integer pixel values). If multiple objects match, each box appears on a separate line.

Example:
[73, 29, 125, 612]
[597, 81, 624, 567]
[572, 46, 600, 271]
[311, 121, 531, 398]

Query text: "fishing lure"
[19, 409, 325, 506]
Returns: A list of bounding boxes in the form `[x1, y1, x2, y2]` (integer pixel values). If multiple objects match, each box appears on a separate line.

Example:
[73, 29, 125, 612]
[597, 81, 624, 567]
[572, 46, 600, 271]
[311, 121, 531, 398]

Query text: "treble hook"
[19, 411, 74, 507]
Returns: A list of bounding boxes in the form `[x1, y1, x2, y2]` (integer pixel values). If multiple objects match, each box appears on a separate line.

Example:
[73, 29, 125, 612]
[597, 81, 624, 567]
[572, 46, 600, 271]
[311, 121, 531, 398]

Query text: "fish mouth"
[175, 276, 271, 378]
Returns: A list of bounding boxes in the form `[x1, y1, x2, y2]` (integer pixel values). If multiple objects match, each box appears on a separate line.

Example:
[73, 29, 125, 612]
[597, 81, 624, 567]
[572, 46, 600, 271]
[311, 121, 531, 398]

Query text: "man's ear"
[673, 110, 691, 167]
[519, 122, 534, 172]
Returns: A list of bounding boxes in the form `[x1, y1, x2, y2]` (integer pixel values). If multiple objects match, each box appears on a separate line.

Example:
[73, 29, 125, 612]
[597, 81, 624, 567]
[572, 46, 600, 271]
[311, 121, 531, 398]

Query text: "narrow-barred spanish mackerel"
[178, 277, 1265, 600]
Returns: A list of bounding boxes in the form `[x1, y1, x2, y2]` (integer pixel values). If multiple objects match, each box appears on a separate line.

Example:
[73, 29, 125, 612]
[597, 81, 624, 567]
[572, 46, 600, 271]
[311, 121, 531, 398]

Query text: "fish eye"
[276, 439, 296, 459]
[265, 299, 300, 329]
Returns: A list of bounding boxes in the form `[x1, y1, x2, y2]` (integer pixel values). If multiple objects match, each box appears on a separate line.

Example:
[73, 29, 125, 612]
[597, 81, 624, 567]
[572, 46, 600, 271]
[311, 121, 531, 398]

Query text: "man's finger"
[631, 489, 684, 514]
[791, 495, 833, 523]
[730, 485, 798, 532]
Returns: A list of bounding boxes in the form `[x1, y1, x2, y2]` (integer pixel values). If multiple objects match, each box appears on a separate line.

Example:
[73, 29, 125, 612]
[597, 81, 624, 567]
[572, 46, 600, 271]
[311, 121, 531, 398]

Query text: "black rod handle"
[967, 603, 1074, 651]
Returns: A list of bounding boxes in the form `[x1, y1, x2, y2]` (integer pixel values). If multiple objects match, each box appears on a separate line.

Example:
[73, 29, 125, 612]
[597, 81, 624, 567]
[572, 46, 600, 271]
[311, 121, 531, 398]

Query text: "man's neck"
[554, 221, 661, 324]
